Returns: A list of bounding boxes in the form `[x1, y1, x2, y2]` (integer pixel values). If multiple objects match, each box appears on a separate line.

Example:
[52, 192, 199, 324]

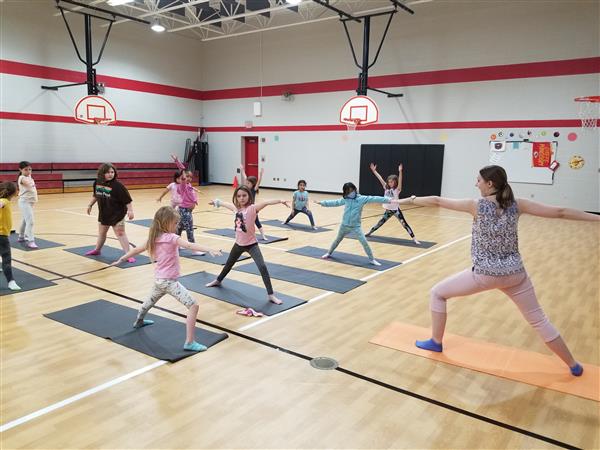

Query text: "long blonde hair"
[147, 206, 180, 258]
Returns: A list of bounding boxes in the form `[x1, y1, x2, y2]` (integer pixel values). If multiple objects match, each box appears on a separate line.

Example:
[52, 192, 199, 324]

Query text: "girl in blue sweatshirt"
[316, 182, 399, 266]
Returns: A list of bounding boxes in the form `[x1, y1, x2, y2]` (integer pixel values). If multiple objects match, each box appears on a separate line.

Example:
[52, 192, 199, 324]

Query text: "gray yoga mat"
[347, 234, 436, 248]
[234, 262, 364, 293]
[261, 219, 331, 233]
[287, 246, 401, 271]
[129, 218, 154, 228]
[44, 299, 228, 362]
[8, 233, 64, 251]
[65, 246, 151, 268]
[0, 267, 57, 294]
[179, 271, 306, 315]
[203, 228, 288, 244]
[179, 249, 250, 265]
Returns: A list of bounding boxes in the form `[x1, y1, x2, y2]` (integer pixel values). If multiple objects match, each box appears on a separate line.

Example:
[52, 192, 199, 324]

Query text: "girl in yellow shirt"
[0, 182, 21, 290]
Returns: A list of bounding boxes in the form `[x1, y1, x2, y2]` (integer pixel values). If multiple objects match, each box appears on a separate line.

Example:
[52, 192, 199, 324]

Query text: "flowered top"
[471, 198, 524, 276]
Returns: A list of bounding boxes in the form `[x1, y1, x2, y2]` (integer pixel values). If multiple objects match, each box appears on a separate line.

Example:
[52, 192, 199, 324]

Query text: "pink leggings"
[430, 268, 560, 342]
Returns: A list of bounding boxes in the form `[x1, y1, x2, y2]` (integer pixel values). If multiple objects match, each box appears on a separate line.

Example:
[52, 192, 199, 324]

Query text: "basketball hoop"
[574, 96, 600, 130]
[93, 118, 113, 126]
[344, 118, 363, 132]
[340, 95, 379, 131]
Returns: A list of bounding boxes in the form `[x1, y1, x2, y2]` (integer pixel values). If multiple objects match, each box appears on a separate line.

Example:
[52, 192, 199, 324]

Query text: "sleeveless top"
[471, 198, 524, 276]
[382, 187, 400, 211]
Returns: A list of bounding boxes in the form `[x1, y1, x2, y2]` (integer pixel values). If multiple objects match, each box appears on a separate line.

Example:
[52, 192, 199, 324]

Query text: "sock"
[415, 338, 443, 352]
[183, 341, 207, 352]
[570, 363, 584, 377]
[133, 319, 154, 328]
[85, 249, 101, 256]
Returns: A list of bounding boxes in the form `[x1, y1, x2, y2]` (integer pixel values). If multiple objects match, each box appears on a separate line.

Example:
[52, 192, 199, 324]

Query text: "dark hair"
[479, 165, 514, 209]
[97, 163, 118, 184]
[297, 179, 307, 188]
[246, 176, 258, 188]
[232, 185, 254, 208]
[386, 174, 399, 188]
[0, 181, 17, 199]
[342, 182, 357, 198]
[19, 161, 31, 170]
[173, 170, 185, 182]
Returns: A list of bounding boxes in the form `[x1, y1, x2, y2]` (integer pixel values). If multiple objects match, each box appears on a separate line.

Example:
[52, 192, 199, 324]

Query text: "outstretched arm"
[171, 154, 185, 171]
[398, 164, 404, 193]
[239, 165, 246, 184]
[398, 195, 477, 216]
[255, 199, 290, 212]
[317, 198, 346, 207]
[177, 237, 222, 257]
[210, 199, 237, 213]
[256, 167, 264, 188]
[369, 163, 387, 190]
[112, 241, 147, 265]
[517, 198, 600, 221]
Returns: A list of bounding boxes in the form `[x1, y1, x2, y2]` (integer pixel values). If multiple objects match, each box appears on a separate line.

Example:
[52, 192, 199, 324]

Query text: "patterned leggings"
[0, 236, 14, 282]
[137, 279, 197, 322]
[329, 225, 374, 260]
[218, 243, 273, 294]
[177, 207, 195, 242]
[284, 207, 315, 227]
[367, 209, 415, 238]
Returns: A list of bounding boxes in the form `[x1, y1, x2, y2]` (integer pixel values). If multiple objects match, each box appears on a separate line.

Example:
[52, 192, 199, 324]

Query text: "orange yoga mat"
[370, 322, 599, 402]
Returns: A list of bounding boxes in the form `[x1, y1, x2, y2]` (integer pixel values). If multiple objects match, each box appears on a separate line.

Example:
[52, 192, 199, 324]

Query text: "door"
[244, 136, 259, 178]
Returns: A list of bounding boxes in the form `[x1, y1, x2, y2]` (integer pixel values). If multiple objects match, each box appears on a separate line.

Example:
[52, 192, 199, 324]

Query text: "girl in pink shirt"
[114, 206, 222, 352]
[206, 185, 290, 306]
[156, 171, 185, 208]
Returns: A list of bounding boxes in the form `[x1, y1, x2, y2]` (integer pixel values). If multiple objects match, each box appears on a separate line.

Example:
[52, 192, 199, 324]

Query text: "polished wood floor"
[1, 186, 598, 449]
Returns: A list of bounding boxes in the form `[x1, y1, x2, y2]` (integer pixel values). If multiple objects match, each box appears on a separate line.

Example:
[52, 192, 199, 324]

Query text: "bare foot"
[205, 279, 221, 287]
[268, 295, 283, 305]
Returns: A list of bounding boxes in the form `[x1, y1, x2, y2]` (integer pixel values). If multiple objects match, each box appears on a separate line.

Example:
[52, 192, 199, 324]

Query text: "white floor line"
[56, 209, 94, 218]
[237, 234, 471, 331]
[0, 360, 167, 433]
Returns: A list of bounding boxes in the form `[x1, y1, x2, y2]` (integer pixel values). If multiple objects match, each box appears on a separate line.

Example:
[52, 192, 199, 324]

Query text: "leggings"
[430, 268, 560, 342]
[0, 235, 14, 282]
[137, 279, 196, 322]
[367, 208, 414, 238]
[218, 243, 273, 294]
[18, 199, 35, 242]
[329, 225, 374, 260]
[254, 215, 262, 229]
[176, 207, 195, 243]
[284, 207, 315, 227]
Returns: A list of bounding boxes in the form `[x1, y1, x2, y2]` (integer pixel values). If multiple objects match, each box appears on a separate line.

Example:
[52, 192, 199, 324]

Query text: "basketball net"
[575, 96, 600, 130]
[344, 118, 363, 132]
[93, 118, 112, 126]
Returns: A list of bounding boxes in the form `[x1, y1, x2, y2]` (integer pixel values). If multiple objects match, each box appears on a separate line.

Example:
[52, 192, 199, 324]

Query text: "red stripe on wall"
[0, 111, 199, 132]
[2, 57, 598, 101]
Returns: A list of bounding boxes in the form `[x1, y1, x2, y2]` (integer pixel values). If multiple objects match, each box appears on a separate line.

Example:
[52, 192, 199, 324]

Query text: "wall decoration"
[567, 132, 578, 141]
[490, 133, 497, 140]
[553, 131, 560, 137]
[569, 155, 585, 169]
[489, 140, 557, 184]
[532, 142, 552, 167]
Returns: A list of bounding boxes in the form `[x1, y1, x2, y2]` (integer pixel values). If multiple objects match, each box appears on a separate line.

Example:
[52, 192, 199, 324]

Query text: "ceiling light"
[151, 18, 166, 32]
[107, 0, 135, 6]
[286, 0, 302, 5]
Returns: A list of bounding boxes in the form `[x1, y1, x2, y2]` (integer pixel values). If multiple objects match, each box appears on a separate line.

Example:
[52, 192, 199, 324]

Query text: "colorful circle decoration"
[490, 133, 497, 140]
[498, 131, 504, 137]
[509, 132, 514, 137]
[567, 132, 577, 141]
[541, 130, 547, 136]
[527, 130, 532, 135]
[553, 131, 560, 137]
[569, 155, 585, 169]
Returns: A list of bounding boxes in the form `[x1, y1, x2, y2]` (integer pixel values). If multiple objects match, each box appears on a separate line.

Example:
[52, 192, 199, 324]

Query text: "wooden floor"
[1, 186, 598, 449]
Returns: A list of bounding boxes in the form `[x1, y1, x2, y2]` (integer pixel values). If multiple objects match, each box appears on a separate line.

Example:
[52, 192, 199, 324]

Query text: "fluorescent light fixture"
[107, 0, 135, 6]
[286, 0, 302, 5]
[151, 18, 166, 32]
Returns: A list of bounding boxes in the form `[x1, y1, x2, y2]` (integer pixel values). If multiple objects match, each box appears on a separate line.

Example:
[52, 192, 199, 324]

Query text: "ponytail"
[479, 165, 514, 209]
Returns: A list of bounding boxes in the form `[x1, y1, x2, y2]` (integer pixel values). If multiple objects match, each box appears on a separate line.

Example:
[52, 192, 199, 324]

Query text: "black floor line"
[12, 258, 580, 449]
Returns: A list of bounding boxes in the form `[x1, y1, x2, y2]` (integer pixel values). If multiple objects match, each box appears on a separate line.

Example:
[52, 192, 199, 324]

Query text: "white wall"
[0, 0, 204, 163]
[201, 0, 599, 210]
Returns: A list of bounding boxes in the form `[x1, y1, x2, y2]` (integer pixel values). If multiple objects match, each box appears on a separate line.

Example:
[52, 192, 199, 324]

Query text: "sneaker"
[570, 363, 584, 377]
[126, 257, 136, 263]
[183, 341, 207, 352]
[85, 249, 101, 256]
[311, 226, 318, 230]
[192, 251, 206, 256]
[7, 280, 21, 291]
[133, 319, 154, 328]
[370, 259, 382, 266]
[321, 253, 330, 259]
[26, 242, 39, 249]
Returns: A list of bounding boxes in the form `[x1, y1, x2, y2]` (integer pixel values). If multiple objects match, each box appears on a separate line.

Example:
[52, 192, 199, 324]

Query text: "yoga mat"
[64, 246, 152, 268]
[234, 262, 364, 293]
[179, 249, 250, 265]
[370, 322, 599, 402]
[129, 218, 153, 228]
[0, 267, 57, 294]
[8, 234, 64, 251]
[44, 300, 228, 362]
[203, 228, 288, 244]
[347, 233, 436, 249]
[261, 219, 331, 233]
[179, 271, 306, 315]
[287, 246, 401, 271]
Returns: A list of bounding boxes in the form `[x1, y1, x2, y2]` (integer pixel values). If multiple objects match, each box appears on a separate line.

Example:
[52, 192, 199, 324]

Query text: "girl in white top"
[365, 163, 420, 245]
[17, 161, 39, 249]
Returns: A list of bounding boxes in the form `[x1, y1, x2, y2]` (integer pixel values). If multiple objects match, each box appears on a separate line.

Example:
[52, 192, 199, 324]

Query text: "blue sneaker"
[570, 363, 584, 377]
[133, 319, 154, 328]
[183, 341, 207, 352]
[415, 338, 443, 352]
